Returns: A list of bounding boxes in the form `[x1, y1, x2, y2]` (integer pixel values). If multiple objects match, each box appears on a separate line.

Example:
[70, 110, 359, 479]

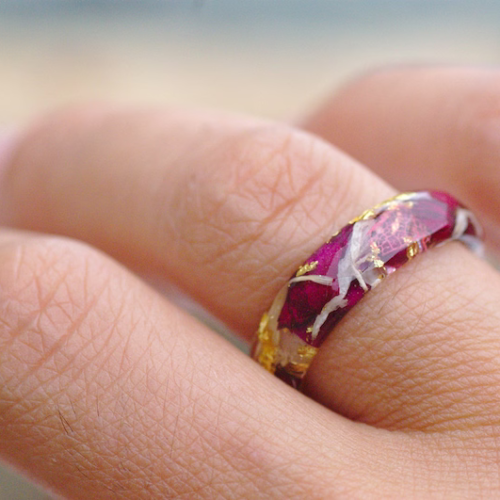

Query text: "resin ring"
[251, 191, 483, 389]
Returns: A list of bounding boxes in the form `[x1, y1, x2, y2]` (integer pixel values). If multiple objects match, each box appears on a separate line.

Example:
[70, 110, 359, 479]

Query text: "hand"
[1, 67, 500, 499]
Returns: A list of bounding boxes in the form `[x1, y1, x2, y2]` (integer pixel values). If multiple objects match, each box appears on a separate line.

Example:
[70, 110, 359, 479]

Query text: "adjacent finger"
[301, 66, 500, 248]
[0, 106, 392, 338]
[0, 229, 416, 499]
[2, 107, 500, 435]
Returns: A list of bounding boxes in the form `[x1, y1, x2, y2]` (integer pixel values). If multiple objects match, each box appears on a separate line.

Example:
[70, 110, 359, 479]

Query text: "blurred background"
[1, 1, 500, 498]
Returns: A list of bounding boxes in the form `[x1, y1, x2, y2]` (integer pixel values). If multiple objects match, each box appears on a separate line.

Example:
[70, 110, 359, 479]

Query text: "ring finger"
[2, 104, 500, 435]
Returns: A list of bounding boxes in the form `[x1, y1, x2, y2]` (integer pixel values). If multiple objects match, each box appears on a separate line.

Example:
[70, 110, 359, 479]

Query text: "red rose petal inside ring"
[252, 191, 483, 388]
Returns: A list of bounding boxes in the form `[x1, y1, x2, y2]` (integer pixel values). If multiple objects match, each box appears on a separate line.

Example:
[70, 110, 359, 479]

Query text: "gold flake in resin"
[296, 260, 319, 277]
[285, 362, 311, 379]
[350, 208, 376, 224]
[256, 313, 277, 373]
[329, 228, 340, 240]
[369, 242, 385, 268]
[297, 344, 318, 361]
[392, 193, 415, 202]
[406, 241, 419, 259]
[391, 216, 401, 234]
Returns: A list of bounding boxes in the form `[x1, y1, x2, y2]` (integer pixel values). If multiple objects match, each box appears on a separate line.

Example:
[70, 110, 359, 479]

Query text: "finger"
[2, 107, 500, 435]
[301, 66, 500, 248]
[0, 106, 392, 338]
[0, 229, 415, 499]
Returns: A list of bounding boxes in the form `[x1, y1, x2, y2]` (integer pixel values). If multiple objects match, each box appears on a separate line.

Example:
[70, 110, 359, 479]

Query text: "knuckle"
[223, 124, 328, 217]
[163, 118, 389, 329]
[179, 122, 359, 265]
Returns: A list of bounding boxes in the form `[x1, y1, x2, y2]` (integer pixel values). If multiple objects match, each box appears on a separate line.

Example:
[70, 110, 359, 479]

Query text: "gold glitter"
[348, 192, 418, 225]
[360, 208, 376, 220]
[329, 228, 340, 240]
[297, 345, 318, 361]
[285, 362, 311, 379]
[406, 241, 419, 260]
[382, 194, 414, 211]
[350, 193, 417, 226]
[350, 208, 376, 224]
[296, 260, 319, 277]
[306, 326, 313, 334]
[393, 193, 414, 202]
[256, 313, 277, 373]
[391, 217, 401, 233]
[369, 242, 384, 268]
[278, 345, 319, 380]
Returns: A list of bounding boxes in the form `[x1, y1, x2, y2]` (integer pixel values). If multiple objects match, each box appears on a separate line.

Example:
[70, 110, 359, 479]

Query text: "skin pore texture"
[0, 67, 500, 498]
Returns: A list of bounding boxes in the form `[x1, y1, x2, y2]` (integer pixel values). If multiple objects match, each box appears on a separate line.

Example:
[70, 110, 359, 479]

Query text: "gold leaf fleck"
[406, 241, 419, 259]
[296, 260, 318, 277]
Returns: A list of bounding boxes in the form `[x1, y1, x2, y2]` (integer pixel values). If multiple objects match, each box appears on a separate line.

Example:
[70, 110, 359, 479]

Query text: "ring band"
[251, 191, 483, 389]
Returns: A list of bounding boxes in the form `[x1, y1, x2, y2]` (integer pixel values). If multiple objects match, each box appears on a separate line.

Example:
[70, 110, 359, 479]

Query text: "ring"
[251, 191, 483, 389]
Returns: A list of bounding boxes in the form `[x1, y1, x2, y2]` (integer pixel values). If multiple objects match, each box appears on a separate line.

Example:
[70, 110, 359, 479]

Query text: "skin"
[0, 66, 500, 498]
